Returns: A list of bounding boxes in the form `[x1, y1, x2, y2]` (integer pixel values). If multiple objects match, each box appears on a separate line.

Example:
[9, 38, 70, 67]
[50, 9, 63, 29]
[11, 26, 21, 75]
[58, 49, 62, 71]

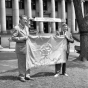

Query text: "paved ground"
[0, 51, 88, 88]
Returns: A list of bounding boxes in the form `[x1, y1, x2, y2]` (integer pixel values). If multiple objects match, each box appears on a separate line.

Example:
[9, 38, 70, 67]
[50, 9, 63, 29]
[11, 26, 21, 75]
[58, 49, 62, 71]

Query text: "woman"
[54, 23, 74, 77]
[12, 15, 32, 82]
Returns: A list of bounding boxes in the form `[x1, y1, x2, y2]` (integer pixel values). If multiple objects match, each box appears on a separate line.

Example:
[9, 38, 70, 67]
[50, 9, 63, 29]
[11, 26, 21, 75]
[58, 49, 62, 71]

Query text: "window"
[55, 1, 58, 11]
[6, 16, 13, 30]
[66, 19, 68, 25]
[84, 2, 88, 15]
[5, 0, 12, 8]
[44, 22, 48, 33]
[33, 21, 36, 29]
[29, 21, 36, 30]
[56, 22, 58, 31]
[19, 0, 24, 9]
[65, 2, 68, 12]
[75, 19, 78, 31]
[32, 0, 36, 10]
[29, 21, 36, 34]
[43, 0, 47, 10]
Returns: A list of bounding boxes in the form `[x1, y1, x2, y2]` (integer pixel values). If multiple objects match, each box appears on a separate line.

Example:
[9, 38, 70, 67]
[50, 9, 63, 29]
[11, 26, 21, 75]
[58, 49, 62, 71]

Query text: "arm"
[11, 27, 28, 42]
[65, 31, 74, 43]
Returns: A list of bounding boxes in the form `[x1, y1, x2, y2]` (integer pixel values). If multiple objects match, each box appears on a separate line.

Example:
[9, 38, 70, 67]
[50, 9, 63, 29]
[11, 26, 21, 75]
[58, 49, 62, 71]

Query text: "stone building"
[0, 0, 87, 48]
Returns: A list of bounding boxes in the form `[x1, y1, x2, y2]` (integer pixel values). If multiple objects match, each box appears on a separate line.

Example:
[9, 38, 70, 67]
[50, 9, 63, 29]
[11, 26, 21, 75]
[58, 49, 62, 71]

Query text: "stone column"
[81, 1, 84, 17]
[51, 0, 56, 33]
[67, 2, 71, 31]
[61, 0, 66, 20]
[26, 0, 32, 18]
[39, 0, 44, 33]
[26, 0, 32, 28]
[57, 1, 62, 32]
[0, 1, 1, 32]
[0, 0, 6, 32]
[13, 0, 19, 26]
[0, 1, 2, 48]
[71, 0, 75, 33]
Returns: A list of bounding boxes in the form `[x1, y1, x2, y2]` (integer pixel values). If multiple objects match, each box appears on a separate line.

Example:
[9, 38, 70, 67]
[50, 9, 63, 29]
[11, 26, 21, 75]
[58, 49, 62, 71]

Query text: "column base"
[1, 31, 7, 34]
[51, 31, 56, 34]
[0, 45, 3, 49]
[38, 31, 44, 34]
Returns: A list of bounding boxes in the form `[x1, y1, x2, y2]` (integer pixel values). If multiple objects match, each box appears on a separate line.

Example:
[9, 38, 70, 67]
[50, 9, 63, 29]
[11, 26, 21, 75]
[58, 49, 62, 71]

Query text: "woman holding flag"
[54, 23, 74, 77]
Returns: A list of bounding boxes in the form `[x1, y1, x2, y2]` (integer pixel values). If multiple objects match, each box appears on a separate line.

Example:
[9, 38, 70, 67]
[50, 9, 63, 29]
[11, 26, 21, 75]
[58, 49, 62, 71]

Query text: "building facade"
[0, 0, 87, 48]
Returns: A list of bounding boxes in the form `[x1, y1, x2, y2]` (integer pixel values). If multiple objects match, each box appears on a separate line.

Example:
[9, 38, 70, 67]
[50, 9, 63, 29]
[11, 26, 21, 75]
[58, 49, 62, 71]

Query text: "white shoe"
[25, 74, 31, 80]
[54, 74, 59, 77]
[25, 74, 33, 80]
[19, 77, 26, 82]
[64, 73, 68, 76]
[0, 45, 3, 49]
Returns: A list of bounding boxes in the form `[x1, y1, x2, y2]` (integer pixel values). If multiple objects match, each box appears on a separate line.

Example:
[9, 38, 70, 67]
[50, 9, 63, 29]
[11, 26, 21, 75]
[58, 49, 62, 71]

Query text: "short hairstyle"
[19, 15, 27, 20]
[62, 23, 67, 27]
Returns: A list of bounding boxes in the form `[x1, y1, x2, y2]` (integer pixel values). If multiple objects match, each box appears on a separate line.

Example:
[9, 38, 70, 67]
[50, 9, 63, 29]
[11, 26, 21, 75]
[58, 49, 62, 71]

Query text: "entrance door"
[44, 22, 48, 33]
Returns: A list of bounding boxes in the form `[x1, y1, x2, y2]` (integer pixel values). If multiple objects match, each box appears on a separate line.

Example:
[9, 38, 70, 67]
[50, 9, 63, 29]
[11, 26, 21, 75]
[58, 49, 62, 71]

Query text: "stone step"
[0, 48, 15, 52]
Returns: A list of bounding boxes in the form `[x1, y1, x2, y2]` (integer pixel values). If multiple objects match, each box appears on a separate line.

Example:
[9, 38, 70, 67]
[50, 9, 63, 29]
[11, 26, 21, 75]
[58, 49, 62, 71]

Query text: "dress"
[12, 24, 30, 76]
[55, 31, 74, 75]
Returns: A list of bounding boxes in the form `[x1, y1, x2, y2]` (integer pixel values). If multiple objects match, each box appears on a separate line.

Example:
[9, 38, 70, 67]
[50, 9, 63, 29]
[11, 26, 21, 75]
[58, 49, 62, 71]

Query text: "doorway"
[44, 22, 48, 33]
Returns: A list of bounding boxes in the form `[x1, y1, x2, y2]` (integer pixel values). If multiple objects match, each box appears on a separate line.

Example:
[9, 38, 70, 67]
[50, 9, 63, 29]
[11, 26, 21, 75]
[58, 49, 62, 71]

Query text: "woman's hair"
[62, 23, 67, 27]
[19, 15, 27, 23]
[62, 23, 71, 32]
[19, 15, 27, 20]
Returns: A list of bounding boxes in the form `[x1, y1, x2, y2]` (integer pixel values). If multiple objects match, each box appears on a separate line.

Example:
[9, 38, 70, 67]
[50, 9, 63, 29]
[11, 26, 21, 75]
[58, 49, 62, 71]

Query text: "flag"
[26, 34, 67, 69]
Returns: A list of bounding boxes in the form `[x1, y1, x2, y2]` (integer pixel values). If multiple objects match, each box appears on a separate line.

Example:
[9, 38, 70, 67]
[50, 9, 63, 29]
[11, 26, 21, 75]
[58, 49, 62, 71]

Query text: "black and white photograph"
[0, 0, 88, 88]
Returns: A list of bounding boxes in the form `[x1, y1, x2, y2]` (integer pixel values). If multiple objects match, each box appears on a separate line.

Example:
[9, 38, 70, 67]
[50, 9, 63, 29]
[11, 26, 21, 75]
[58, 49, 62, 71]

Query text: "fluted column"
[39, 0, 44, 33]
[81, 0, 84, 17]
[26, 0, 32, 18]
[0, 1, 1, 32]
[0, 0, 6, 32]
[57, 1, 62, 32]
[51, 0, 56, 33]
[71, 0, 75, 33]
[61, 0, 66, 20]
[13, 0, 19, 26]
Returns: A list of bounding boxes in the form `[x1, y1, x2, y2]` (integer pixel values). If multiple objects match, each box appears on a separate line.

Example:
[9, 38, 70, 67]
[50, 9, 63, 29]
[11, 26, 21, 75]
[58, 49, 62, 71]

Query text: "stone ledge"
[0, 48, 15, 52]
